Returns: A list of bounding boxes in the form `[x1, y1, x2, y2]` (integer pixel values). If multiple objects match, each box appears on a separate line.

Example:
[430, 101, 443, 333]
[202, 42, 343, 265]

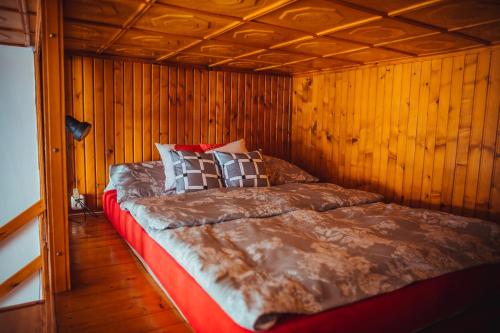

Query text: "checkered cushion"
[214, 150, 270, 188]
[170, 151, 223, 194]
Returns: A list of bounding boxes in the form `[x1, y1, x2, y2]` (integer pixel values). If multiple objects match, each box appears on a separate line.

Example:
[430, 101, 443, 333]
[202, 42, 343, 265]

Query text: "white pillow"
[155, 143, 176, 191]
[205, 139, 248, 153]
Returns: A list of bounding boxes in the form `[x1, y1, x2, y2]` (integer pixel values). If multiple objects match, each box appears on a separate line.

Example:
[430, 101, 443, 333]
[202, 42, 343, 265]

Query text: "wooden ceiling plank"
[242, 0, 299, 21]
[64, 17, 203, 44]
[448, 17, 500, 33]
[316, 16, 382, 35]
[322, 46, 369, 58]
[377, 45, 418, 57]
[203, 21, 245, 40]
[98, 0, 157, 54]
[153, 1, 302, 63]
[320, 55, 363, 65]
[387, 0, 445, 17]
[17, 0, 30, 46]
[373, 31, 440, 47]
[34, 0, 40, 53]
[328, 0, 490, 45]
[208, 58, 234, 67]
[156, 40, 203, 61]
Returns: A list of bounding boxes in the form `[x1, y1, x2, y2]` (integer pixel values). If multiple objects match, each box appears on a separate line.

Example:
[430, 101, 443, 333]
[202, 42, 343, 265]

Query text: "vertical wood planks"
[291, 48, 500, 221]
[65, 55, 292, 209]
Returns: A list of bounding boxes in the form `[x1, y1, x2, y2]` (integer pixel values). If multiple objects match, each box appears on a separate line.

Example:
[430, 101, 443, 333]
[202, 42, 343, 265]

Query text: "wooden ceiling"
[0, 0, 38, 48]
[2, 1, 499, 74]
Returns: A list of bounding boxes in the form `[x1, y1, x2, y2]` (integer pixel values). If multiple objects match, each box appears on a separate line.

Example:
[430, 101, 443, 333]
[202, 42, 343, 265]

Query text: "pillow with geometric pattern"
[169, 150, 223, 194]
[214, 150, 270, 188]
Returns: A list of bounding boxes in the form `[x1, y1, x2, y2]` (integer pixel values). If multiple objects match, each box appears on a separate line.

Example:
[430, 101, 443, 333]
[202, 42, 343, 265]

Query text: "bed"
[103, 181, 500, 333]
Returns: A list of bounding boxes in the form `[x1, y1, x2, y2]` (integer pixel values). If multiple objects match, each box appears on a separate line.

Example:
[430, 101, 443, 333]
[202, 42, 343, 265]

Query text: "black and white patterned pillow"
[214, 150, 270, 188]
[170, 151, 223, 194]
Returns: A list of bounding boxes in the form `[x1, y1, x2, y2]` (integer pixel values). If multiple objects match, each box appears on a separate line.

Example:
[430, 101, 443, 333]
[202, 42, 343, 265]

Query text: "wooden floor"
[56, 214, 192, 333]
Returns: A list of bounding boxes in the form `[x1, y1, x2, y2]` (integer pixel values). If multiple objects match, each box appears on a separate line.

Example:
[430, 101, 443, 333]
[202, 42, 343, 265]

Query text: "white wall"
[0, 45, 42, 308]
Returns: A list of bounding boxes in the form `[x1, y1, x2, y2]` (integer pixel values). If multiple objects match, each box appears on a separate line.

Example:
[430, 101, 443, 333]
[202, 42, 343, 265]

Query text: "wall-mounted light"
[65, 115, 91, 141]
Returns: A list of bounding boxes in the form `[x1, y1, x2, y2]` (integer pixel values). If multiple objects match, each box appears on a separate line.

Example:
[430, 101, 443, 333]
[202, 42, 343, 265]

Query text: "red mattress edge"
[102, 190, 500, 333]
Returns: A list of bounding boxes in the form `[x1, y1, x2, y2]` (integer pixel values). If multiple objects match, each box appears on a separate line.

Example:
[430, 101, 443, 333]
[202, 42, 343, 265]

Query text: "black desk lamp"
[65, 116, 96, 218]
[65, 115, 91, 141]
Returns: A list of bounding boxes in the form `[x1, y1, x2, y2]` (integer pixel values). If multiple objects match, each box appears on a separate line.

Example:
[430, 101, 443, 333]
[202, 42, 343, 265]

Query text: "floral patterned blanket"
[122, 183, 383, 230]
[122, 185, 500, 331]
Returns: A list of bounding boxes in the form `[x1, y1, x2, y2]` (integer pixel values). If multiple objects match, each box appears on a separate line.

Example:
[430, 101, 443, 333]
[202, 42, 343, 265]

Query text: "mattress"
[103, 190, 500, 333]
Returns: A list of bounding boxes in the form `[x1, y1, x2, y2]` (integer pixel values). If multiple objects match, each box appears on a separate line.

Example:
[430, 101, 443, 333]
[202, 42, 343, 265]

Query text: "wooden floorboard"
[56, 214, 192, 333]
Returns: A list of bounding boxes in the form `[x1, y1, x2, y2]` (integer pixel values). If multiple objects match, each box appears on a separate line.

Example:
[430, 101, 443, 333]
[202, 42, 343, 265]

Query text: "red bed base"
[103, 190, 500, 333]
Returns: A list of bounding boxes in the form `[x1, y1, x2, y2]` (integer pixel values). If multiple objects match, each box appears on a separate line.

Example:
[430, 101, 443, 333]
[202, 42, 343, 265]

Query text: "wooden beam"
[329, 0, 490, 46]
[40, 0, 70, 293]
[0, 256, 42, 300]
[387, 0, 445, 17]
[0, 201, 45, 243]
[34, 0, 42, 54]
[16, 0, 30, 46]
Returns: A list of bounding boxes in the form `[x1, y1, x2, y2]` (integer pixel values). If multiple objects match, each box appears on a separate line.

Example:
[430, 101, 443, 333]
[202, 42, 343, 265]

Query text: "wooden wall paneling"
[185, 67, 193, 144]
[263, 76, 271, 155]
[83, 57, 96, 209]
[104, 59, 114, 180]
[200, 70, 209, 144]
[420, 59, 441, 207]
[284, 76, 292, 160]
[223, 72, 231, 143]
[72, 57, 85, 198]
[65, 55, 292, 209]
[386, 64, 402, 201]
[273, 76, 280, 157]
[64, 56, 74, 194]
[380, 65, 394, 197]
[113, 60, 124, 165]
[257, 75, 266, 153]
[351, 69, 362, 187]
[94, 58, 105, 209]
[238, 73, 245, 144]
[151, 64, 160, 160]
[208, 71, 217, 144]
[251, 74, 260, 151]
[429, 58, 452, 210]
[123, 61, 134, 163]
[364, 67, 377, 190]
[142, 63, 152, 161]
[230, 72, 238, 143]
[462, 51, 490, 215]
[243, 74, 252, 150]
[215, 71, 224, 144]
[193, 69, 201, 144]
[344, 70, 354, 188]
[394, 63, 412, 203]
[168, 66, 178, 144]
[451, 54, 477, 214]
[370, 67, 382, 192]
[479, 49, 500, 219]
[291, 47, 500, 220]
[133, 62, 143, 162]
[290, 77, 301, 166]
[410, 60, 431, 207]
[41, 0, 70, 292]
[159, 66, 169, 145]
[309, 75, 318, 177]
[401, 61, 421, 205]
[276, 76, 284, 159]
[441, 56, 465, 211]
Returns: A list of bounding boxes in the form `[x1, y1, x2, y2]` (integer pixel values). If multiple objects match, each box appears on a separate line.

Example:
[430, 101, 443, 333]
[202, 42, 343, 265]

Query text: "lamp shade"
[65, 115, 91, 141]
